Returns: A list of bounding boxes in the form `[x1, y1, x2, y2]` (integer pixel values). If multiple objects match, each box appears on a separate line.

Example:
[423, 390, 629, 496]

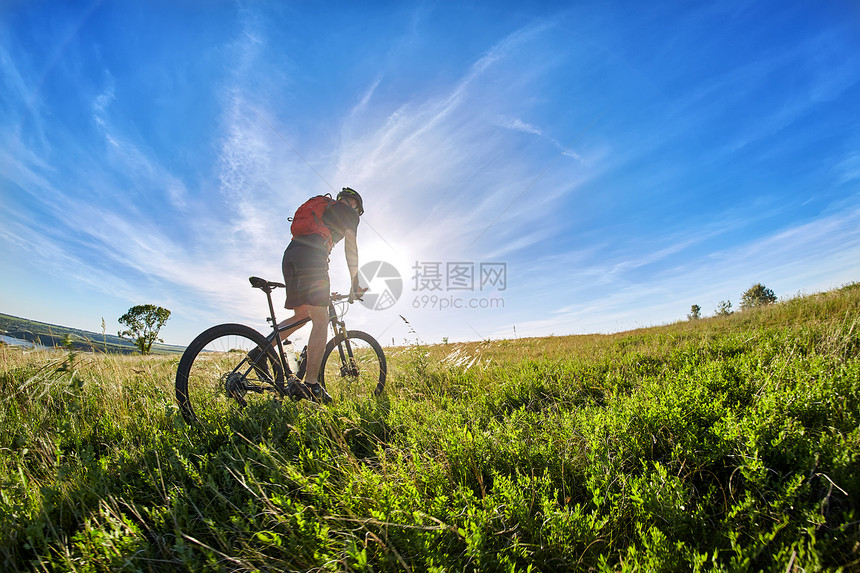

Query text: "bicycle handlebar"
[331, 292, 364, 303]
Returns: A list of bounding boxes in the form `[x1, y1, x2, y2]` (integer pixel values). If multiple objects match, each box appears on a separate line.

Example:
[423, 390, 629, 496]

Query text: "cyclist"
[278, 187, 366, 403]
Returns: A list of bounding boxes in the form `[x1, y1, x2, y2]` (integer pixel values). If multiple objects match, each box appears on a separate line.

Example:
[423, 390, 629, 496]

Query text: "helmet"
[337, 187, 364, 216]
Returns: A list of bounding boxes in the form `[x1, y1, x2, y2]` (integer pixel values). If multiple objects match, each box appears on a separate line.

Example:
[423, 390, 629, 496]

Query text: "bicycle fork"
[328, 304, 358, 378]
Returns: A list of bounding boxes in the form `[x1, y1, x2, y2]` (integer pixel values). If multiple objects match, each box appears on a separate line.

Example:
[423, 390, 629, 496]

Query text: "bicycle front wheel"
[175, 323, 284, 429]
[320, 330, 386, 400]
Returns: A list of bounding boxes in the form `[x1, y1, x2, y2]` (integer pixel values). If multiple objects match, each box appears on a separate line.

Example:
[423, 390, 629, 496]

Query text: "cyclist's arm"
[344, 228, 360, 289]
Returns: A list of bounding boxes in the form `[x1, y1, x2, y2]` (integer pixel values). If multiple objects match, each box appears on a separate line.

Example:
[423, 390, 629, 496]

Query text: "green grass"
[1, 284, 858, 571]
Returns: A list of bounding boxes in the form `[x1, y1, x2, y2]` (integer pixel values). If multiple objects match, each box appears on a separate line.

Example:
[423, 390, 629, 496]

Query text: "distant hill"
[0, 313, 185, 355]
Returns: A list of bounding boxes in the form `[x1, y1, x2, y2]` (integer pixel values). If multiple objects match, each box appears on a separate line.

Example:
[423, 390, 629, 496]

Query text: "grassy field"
[1, 284, 858, 571]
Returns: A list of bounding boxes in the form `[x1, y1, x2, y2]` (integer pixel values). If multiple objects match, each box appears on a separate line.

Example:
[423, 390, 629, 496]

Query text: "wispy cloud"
[501, 118, 542, 136]
[835, 152, 860, 185]
[91, 77, 114, 127]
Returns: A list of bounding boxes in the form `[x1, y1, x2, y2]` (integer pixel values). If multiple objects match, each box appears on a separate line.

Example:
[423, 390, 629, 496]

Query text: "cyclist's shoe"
[305, 383, 332, 404]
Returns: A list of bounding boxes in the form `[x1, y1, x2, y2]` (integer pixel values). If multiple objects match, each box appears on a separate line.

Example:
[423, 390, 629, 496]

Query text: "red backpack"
[290, 195, 336, 250]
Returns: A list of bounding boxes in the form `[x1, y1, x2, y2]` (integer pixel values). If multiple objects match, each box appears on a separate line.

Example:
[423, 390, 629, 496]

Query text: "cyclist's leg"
[277, 306, 311, 342]
[281, 241, 331, 401]
[303, 305, 329, 384]
[287, 305, 331, 402]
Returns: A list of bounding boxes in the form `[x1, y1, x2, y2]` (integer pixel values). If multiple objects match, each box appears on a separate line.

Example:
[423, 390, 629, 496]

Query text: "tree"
[118, 304, 171, 354]
[687, 304, 701, 320]
[740, 283, 777, 310]
[715, 300, 733, 316]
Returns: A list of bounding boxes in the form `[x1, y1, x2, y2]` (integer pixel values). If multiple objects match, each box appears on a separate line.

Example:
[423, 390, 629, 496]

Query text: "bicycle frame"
[249, 276, 352, 378]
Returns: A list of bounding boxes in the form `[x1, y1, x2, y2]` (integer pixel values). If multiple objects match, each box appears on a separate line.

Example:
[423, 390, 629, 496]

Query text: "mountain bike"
[175, 276, 387, 428]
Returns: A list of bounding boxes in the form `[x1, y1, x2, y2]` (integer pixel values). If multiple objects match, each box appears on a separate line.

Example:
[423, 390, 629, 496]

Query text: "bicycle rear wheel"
[175, 323, 284, 429]
[320, 330, 386, 400]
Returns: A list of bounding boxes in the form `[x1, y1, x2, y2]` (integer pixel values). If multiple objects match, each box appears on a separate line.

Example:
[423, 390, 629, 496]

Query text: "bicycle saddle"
[249, 276, 286, 290]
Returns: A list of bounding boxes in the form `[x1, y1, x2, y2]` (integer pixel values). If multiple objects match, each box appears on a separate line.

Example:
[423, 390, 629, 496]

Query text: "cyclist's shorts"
[281, 242, 330, 308]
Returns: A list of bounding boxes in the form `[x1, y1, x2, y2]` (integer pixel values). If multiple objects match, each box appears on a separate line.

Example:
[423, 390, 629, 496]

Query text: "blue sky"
[2, 1, 859, 348]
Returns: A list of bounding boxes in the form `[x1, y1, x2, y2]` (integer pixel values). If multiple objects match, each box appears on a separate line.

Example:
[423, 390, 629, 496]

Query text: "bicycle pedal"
[285, 377, 306, 401]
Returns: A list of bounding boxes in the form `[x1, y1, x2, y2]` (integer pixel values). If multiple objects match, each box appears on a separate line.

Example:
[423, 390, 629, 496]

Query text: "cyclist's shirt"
[288, 200, 359, 253]
[282, 200, 359, 308]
